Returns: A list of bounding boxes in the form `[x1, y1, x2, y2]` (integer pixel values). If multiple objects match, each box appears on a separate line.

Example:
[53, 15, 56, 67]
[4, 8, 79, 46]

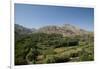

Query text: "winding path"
[26, 48, 33, 64]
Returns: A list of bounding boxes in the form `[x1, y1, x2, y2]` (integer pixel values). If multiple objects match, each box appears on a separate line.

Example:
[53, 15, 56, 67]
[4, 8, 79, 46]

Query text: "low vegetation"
[15, 32, 94, 65]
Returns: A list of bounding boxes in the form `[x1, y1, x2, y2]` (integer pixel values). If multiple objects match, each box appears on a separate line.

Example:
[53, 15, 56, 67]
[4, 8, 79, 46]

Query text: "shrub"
[81, 54, 94, 61]
[70, 52, 79, 58]
[79, 48, 94, 61]
[15, 57, 27, 65]
[67, 39, 79, 46]
[44, 52, 71, 63]
[44, 55, 56, 63]
[55, 54, 70, 63]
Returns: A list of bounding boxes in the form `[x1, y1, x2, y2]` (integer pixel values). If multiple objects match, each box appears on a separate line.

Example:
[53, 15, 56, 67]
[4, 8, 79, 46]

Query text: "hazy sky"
[15, 4, 94, 31]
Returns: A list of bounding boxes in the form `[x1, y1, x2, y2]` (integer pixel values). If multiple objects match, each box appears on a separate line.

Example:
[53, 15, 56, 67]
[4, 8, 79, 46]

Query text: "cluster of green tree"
[15, 32, 94, 65]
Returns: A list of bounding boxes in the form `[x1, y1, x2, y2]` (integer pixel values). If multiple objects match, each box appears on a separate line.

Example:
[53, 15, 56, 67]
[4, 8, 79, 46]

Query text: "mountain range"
[15, 24, 91, 37]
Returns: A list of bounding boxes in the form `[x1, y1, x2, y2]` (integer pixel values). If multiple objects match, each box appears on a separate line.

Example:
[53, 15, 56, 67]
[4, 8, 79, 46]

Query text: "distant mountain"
[15, 24, 91, 37]
[15, 24, 36, 41]
[15, 24, 34, 35]
[38, 24, 89, 36]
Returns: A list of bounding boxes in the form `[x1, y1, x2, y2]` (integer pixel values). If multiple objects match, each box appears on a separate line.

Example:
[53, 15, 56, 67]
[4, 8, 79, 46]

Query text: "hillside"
[15, 24, 94, 65]
[15, 24, 36, 41]
[38, 24, 89, 36]
[15, 24, 91, 37]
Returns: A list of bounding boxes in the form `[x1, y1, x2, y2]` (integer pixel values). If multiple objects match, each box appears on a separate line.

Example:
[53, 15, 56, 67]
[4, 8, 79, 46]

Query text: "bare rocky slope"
[15, 24, 91, 37]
